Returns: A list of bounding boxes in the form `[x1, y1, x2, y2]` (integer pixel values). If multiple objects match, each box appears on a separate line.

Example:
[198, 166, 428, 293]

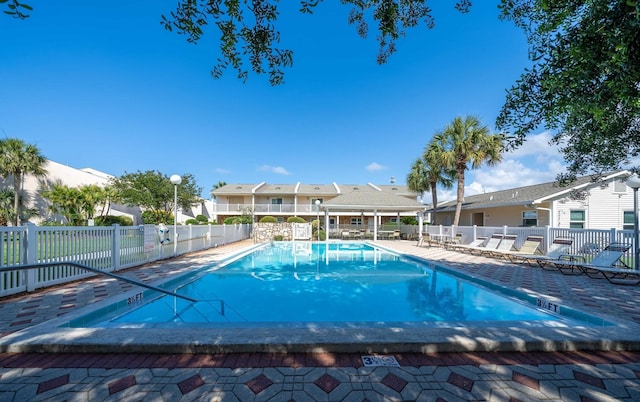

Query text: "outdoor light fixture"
[170, 174, 182, 257]
[315, 199, 321, 241]
[626, 173, 640, 271]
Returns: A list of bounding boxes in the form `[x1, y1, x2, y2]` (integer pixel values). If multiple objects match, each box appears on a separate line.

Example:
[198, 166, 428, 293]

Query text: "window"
[522, 211, 537, 226]
[350, 218, 363, 225]
[614, 180, 627, 194]
[569, 210, 585, 228]
[271, 198, 283, 205]
[624, 211, 635, 230]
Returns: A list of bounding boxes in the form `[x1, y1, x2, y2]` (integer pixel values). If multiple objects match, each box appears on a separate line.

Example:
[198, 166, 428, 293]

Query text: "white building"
[434, 171, 637, 230]
[1, 159, 140, 225]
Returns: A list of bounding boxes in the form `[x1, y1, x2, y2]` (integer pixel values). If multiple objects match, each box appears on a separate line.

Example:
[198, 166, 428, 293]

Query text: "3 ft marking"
[537, 298, 559, 313]
[127, 292, 144, 305]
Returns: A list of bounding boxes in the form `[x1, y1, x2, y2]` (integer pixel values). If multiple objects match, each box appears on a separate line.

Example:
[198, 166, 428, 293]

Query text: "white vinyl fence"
[0, 223, 252, 297]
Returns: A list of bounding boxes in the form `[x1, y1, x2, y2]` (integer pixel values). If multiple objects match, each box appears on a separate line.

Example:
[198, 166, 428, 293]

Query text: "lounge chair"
[510, 237, 574, 266]
[341, 230, 351, 240]
[447, 236, 488, 251]
[417, 233, 433, 247]
[454, 233, 504, 255]
[443, 233, 463, 249]
[492, 235, 544, 260]
[481, 234, 518, 257]
[546, 243, 632, 277]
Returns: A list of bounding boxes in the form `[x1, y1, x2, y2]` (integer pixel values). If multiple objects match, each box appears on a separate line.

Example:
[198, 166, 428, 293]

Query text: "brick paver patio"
[1, 239, 639, 401]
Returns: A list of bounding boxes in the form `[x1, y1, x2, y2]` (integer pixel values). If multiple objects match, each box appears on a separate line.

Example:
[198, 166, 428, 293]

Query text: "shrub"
[311, 219, 322, 231]
[224, 216, 242, 224]
[94, 215, 134, 226]
[313, 229, 326, 241]
[287, 216, 306, 223]
[401, 216, 418, 225]
[238, 215, 252, 224]
[196, 214, 208, 223]
[273, 235, 284, 241]
[142, 210, 174, 224]
[185, 218, 199, 225]
[259, 216, 278, 223]
[39, 220, 65, 226]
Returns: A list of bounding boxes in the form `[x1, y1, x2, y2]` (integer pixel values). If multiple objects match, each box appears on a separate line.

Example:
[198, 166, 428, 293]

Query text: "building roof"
[295, 183, 339, 195]
[211, 183, 263, 195]
[435, 171, 629, 211]
[321, 190, 425, 212]
[212, 182, 420, 197]
[211, 182, 425, 212]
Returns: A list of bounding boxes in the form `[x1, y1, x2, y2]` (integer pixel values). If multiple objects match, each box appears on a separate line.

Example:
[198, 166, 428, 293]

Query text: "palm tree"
[0, 138, 47, 226]
[406, 156, 454, 224]
[423, 144, 455, 224]
[406, 158, 429, 202]
[0, 189, 15, 226]
[431, 116, 504, 226]
[41, 182, 82, 225]
[210, 181, 227, 200]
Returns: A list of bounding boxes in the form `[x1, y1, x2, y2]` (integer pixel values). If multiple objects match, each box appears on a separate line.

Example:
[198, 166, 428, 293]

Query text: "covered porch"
[317, 191, 426, 241]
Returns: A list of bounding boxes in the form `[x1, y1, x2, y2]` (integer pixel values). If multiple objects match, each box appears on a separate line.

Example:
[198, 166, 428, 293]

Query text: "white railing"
[0, 223, 252, 297]
[213, 203, 322, 214]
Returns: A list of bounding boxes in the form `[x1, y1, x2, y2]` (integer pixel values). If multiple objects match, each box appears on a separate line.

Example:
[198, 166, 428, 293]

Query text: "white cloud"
[215, 168, 230, 174]
[257, 165, 291, 175]
[366, 162, 387, 172]
[505, 131, 562, 159]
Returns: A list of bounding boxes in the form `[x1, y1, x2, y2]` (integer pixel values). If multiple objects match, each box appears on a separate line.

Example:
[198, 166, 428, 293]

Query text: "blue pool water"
[73, 242, 606, 328]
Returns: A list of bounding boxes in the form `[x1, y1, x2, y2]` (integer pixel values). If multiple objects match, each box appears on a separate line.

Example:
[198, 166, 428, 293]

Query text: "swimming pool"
[69, 242, 606, 329]
[5, 240, 640, 354]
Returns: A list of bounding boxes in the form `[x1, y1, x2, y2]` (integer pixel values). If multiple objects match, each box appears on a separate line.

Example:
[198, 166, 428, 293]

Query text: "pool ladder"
[0, 261, 198, 303]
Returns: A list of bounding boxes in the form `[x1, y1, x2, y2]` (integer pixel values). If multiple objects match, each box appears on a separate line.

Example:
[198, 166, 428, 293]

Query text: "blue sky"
[1, 1, 567, 200]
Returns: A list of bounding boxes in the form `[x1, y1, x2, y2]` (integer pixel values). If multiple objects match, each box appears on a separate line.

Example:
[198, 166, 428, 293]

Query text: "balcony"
[212, 203, 320, 215]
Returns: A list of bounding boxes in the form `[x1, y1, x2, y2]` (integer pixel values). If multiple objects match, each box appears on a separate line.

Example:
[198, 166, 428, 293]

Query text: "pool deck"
[1, 239, 640, 401]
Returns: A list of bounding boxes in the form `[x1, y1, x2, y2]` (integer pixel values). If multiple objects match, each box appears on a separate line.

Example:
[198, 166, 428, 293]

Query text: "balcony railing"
[213, 203, 322, 214]
[212, 203, 417, 215]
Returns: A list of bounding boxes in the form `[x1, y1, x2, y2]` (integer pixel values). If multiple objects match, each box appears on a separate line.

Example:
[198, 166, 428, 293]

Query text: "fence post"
[223, 224, 227, 245]
[545, 225, 552, 250]
[25, 223, 37, 292]
[610, 228, 617, 245]
[112, 224, 121, 271]
[503, 225, 508, 236]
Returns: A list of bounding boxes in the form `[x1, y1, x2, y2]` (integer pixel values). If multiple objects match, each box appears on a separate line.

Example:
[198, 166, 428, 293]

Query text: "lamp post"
[170, 174, 182, 257]
[627, 174, 640, 271]
[315, 199, 320, 241]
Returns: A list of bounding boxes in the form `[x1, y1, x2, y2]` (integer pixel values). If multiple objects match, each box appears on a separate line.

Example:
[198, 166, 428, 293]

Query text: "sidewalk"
[1, 240, 639, 401]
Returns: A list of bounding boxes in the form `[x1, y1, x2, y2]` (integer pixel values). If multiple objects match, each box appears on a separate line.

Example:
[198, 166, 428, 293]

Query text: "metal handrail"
[0, 262, 198, 303]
